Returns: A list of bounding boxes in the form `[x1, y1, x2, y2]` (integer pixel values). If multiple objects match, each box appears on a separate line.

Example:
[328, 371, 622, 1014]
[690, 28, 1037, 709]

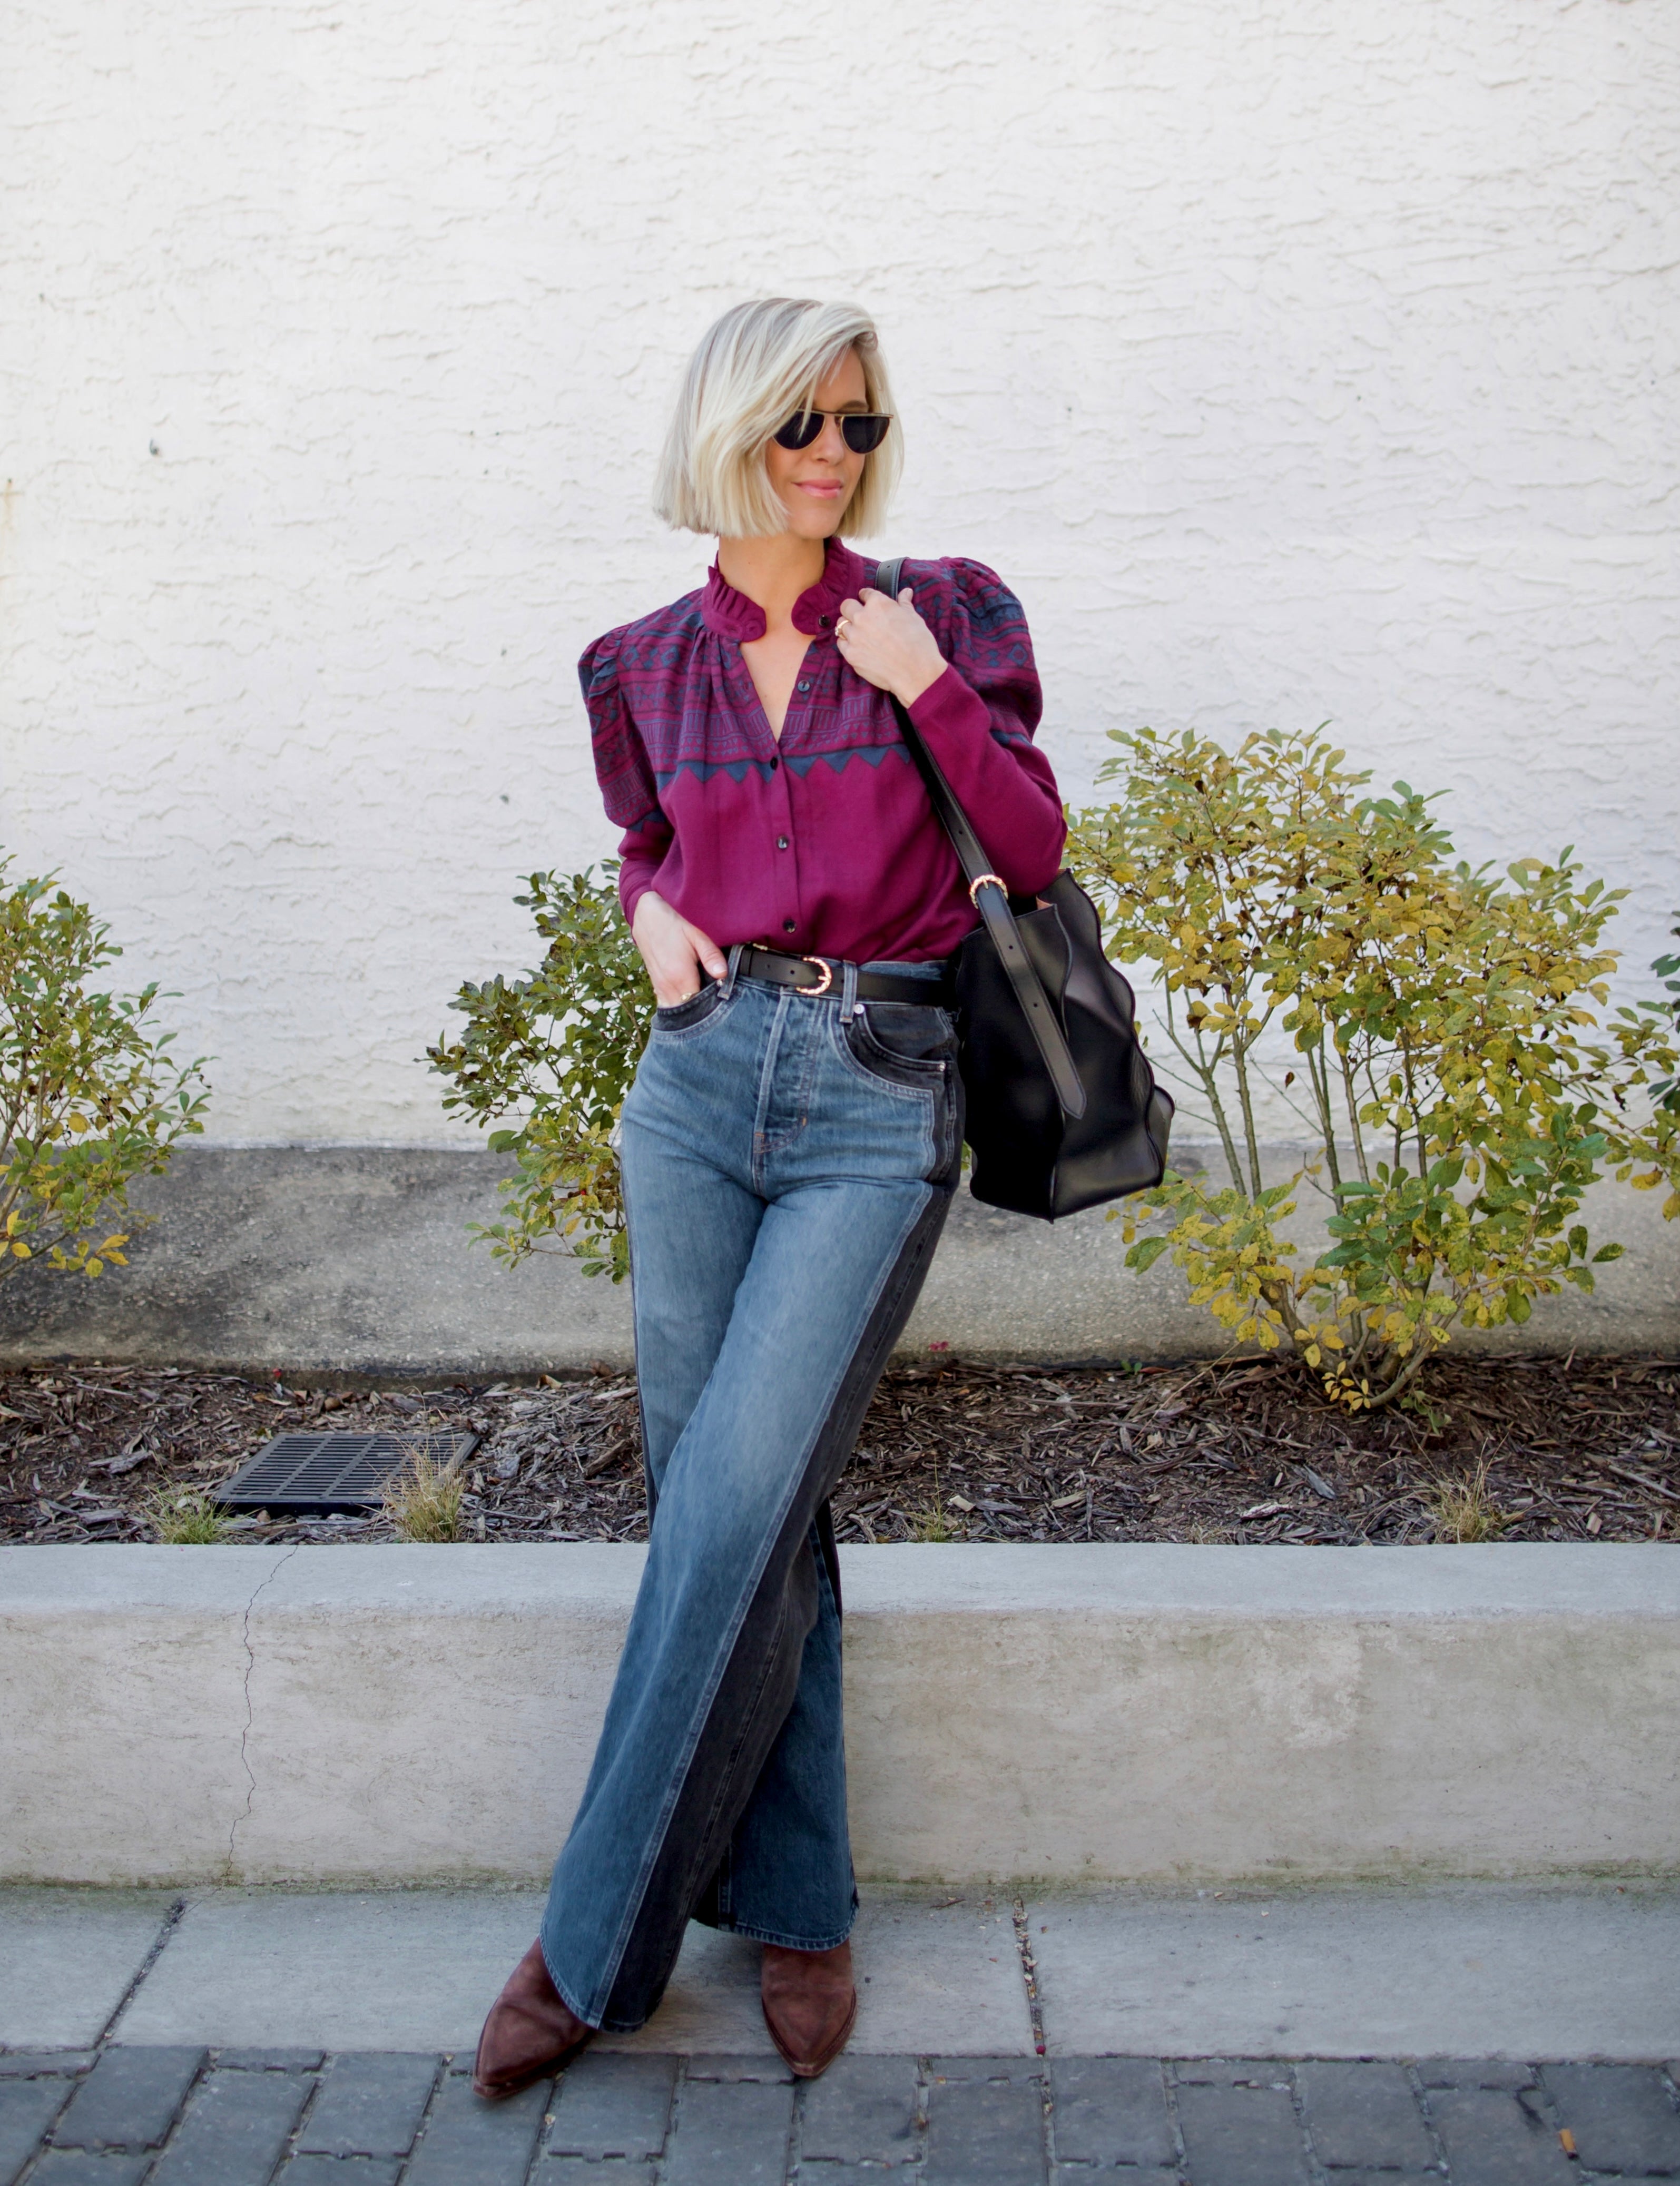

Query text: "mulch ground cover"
[3, 1351, 1676, 1548]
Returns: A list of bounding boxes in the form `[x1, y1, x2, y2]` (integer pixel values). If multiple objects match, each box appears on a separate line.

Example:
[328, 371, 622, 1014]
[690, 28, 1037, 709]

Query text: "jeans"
[539, 951, 961, 2032]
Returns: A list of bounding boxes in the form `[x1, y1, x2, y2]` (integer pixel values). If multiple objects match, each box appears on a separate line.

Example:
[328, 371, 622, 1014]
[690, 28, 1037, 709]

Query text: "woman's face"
[763, 347, 870, 539]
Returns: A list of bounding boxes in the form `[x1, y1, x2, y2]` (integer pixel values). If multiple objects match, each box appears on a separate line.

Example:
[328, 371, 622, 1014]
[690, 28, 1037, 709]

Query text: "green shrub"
[2, 857, 209, 1282]
[1068, 730, 1679, 1410]
[428, 866, 652, 1281]
[1647, 915, 1680, 1119]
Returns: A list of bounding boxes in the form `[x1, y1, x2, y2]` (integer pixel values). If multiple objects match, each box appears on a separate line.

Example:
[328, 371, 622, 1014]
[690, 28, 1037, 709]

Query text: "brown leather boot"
[761, 1939, 858, 2078]
[473, 1938, 593, 2100]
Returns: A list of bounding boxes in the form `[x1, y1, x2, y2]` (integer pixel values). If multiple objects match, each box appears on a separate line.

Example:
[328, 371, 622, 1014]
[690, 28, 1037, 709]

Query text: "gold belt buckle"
[799, 956, 834, 996]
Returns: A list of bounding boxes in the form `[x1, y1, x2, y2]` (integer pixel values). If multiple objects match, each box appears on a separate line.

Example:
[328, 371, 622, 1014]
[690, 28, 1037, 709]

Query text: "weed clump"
[381, 1447, 466, 1542]
[142, 1487, 228, 1544]
[1429, 1463, 1506, 1543]
[906, 1499, 954, 1543]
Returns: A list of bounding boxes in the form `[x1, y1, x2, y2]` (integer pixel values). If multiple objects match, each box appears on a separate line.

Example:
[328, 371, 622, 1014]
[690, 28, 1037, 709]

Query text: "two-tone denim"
[538, 953, 960, 2032]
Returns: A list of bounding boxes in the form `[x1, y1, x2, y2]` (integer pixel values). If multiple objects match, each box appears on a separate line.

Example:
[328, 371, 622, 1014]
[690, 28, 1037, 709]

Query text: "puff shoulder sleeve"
[898, 557, 1066, 895]
[580, 629, 671, 922]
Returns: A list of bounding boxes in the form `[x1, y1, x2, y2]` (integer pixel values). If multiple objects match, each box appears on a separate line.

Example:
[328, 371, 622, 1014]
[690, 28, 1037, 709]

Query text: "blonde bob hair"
[654, 298, 900, 539]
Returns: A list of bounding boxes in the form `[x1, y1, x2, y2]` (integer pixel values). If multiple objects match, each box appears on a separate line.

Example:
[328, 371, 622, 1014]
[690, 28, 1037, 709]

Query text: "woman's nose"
[813, 415, 848, 461]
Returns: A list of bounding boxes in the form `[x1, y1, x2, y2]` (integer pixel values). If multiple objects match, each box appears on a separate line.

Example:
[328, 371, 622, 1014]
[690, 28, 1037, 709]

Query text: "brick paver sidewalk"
[5, 2042, 1680, 2183]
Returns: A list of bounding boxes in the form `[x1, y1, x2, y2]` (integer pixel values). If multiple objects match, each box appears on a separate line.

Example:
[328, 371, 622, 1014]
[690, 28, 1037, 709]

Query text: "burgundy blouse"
[582, 535, 1066, 964]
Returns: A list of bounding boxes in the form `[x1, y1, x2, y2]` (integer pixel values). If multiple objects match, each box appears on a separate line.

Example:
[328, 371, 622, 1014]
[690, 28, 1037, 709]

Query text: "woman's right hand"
[632, 890, 728, 1007]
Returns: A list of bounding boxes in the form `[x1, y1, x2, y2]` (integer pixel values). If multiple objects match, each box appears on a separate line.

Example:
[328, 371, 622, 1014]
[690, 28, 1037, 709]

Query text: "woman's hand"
[632, 891, 727, 1007]
[835, 586, 946, 707]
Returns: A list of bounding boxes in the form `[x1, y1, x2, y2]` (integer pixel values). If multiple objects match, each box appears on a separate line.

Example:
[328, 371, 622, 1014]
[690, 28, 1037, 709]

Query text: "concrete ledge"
[1, 1145, 1675, 1373]
[3, 1543, 1677, 1888]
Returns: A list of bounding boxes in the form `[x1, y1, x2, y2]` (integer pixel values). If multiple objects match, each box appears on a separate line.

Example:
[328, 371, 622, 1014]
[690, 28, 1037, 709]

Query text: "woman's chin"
[778, 500, 850, 540]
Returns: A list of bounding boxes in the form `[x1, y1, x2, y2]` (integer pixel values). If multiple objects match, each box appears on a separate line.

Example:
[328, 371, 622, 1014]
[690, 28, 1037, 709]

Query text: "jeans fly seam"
[749, 987, 792, 1196]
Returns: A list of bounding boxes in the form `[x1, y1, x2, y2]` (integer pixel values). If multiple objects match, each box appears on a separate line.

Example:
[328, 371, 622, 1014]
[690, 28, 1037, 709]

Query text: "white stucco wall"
[3, 0, 1676, 1143]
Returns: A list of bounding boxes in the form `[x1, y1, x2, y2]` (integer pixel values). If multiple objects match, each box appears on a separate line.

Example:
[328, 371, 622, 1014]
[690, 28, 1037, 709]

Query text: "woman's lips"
[795, 480, 844, 497]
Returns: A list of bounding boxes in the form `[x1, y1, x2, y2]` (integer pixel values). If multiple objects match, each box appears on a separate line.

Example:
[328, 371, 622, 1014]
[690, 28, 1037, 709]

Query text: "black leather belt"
[736, 943, 955, 1007]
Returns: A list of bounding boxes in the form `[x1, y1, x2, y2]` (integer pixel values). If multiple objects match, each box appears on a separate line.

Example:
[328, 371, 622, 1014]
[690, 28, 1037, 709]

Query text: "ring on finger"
[835, 616, 849, 636]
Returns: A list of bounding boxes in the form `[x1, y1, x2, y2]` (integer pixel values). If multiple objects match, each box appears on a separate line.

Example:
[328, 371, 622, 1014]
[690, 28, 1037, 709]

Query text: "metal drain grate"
[215, 1431, 479, 1515]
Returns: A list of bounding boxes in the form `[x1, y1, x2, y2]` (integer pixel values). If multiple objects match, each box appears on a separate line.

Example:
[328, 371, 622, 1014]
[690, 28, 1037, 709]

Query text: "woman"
[474, 298, 1065, 2097]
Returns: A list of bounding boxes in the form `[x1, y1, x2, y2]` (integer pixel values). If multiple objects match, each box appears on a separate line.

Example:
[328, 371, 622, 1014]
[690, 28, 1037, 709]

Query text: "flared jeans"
[539, 955, 961, 2032]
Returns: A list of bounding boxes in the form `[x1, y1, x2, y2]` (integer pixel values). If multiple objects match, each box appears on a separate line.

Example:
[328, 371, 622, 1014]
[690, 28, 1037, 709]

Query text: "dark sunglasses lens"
[842, 415, 890, 454]
[773, 412, 823, 450]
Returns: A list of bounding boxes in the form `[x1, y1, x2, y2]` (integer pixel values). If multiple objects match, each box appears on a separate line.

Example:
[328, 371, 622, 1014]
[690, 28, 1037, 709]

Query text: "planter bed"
[2, 1353, 1676, 1548]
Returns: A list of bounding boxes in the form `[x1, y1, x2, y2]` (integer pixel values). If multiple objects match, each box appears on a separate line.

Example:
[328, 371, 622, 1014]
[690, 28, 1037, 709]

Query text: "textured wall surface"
[3, 1, 1676, 1141]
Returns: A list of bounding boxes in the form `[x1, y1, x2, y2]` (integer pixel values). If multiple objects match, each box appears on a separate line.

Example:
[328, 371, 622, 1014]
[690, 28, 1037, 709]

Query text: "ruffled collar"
[700, 536, 873, 643]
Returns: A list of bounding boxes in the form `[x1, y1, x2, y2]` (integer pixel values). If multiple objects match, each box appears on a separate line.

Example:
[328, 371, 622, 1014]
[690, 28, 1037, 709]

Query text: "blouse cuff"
[618, 861, 662, 925]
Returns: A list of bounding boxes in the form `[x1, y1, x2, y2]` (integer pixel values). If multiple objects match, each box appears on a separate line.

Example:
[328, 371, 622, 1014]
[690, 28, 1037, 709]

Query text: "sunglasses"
[772, 409, 892, 454]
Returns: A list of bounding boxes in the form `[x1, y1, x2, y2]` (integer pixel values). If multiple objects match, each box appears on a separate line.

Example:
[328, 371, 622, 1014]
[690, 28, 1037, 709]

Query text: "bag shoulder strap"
[873, 558, 1086, 1119]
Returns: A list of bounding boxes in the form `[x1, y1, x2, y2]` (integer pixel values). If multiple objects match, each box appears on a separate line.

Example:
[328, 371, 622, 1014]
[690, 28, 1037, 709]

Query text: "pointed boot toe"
[761, 1939, 858, 2080]
[473, 1937, 593, 2100]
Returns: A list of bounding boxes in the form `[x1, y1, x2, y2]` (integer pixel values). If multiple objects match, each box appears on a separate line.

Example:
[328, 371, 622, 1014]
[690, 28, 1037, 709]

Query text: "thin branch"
[1233, 1029, 1266, 1199]
[1158, 1007, 1244, 1192]
[1252, 1065, 1334, 1155]
[1341, 1050, 1370, 1184]
[1303, 1039, 1343, 1199]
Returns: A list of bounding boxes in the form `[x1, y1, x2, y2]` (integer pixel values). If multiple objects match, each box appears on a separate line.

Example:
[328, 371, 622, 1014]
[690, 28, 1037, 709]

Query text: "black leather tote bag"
[876, 557, 1174, 1220]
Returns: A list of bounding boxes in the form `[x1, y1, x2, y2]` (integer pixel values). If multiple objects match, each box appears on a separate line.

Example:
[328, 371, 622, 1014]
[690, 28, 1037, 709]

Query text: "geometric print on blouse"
[655, 745, 912, 790]
[582, 544, 1042, 840]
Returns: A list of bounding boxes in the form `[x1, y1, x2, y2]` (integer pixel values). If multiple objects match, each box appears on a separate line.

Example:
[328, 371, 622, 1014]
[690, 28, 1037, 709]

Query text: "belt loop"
[723, 942, 743, 998]
[840, 959, 860, 1018]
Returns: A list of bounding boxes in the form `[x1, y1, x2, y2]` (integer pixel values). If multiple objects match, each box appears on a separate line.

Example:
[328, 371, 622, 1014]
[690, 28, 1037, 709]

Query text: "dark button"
[819, 614, 832, 627]
[782, 918, 797, 933]
[768, 755, 779, 770]
[776, 835, 789, 850]
[797, 678, 811, 693]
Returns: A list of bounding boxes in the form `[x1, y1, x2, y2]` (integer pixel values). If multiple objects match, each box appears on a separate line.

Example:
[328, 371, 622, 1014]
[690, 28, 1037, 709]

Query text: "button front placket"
[769, 743, 801, 941]
[767, 641, 829, 946]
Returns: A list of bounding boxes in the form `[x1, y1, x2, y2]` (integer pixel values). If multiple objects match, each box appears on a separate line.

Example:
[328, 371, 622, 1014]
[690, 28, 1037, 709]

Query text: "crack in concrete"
[1013, 1895, 1047, 2058]
[95, 1894, 188, 2047]
[225, 1544, 301, 1878]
